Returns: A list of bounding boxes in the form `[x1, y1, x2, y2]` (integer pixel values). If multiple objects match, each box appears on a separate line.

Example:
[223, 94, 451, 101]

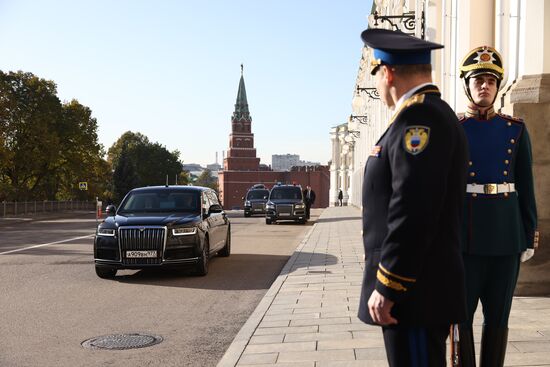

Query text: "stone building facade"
[332, 0, 550, 294]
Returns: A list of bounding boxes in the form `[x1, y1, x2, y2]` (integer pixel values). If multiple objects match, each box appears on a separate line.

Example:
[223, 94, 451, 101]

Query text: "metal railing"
[1, 200, 96, 217]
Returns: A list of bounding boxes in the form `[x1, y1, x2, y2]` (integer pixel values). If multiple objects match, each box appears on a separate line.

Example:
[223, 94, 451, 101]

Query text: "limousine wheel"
[195, 238, 210, 276]
[265, 218, 272, 225]
[219, 227, 231, 257]
[95, 266, 117, 279]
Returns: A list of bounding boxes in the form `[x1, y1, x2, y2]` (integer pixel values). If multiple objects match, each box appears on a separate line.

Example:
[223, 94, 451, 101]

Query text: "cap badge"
[474, 49, 496, 64]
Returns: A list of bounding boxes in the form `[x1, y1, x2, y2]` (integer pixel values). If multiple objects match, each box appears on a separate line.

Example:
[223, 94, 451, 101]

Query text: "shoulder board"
[498, 113, 524, 124]
[388, 92, 429, 126]
[404, 93, 426, 108]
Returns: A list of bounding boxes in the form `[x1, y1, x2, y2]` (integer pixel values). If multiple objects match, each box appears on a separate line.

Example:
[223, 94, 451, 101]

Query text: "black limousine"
[94, 186, 230, 278]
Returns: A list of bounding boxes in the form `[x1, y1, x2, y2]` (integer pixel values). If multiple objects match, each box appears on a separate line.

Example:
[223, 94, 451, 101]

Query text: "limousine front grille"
[252, 202, 265, 210]
[119, 226, 166, 265]
[276, 205, 293, 215]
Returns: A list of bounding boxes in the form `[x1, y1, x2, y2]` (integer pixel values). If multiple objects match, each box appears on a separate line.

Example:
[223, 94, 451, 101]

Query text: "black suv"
[243, 185, 269, 217]
[94, 186, 230, 279]
[265, 185, 307, 224]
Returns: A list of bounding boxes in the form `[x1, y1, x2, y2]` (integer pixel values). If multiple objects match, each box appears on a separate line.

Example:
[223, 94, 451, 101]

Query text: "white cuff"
[521, 248, 535, 262]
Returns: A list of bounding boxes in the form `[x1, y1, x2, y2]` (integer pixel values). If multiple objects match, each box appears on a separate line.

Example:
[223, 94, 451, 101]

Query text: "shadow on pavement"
[315, 216, 361, 223]
[112, 252, 338, 291]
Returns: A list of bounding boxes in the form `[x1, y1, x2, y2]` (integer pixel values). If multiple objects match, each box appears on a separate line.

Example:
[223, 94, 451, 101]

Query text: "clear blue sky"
[0, 0, 373, 167]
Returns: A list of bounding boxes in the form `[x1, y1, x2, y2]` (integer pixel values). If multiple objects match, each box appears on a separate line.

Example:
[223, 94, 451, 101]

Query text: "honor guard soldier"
[357, 29, 469, 366]
[457, 46, 539, 367]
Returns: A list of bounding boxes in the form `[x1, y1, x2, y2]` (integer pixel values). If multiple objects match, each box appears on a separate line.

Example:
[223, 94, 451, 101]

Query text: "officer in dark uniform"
[357, 29, 469, 366]
[457, 46, 539, 367]
[303, 185, 315, 219]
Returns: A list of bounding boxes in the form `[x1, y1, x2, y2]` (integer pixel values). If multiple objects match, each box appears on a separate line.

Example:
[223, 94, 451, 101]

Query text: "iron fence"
[1, 200, 96, 217]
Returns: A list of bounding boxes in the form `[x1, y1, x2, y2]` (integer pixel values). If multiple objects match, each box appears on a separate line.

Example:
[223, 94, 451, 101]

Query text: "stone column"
[502, 0, 550, 296]
[346, 145, 354, 206]
[329, 128, 340, 207]
[338, 129, 348, 206]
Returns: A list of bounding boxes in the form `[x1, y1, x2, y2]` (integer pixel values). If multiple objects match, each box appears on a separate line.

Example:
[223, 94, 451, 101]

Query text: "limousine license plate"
[126, 250, 157, 258]
[279, 213, 290, 216]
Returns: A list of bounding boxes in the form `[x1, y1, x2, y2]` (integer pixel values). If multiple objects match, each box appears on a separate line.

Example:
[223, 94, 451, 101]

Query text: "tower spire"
[233, 64, 250, 121]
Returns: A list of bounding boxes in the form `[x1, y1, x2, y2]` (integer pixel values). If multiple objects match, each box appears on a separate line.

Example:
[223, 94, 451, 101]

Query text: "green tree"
[0, 70, 62, 200]
[194, 169, 218, 191]
[112, 145, 139, 203]
[0, 70, 110, 201]
[55, 100, 110, 200]
[107, 131, 183, 188]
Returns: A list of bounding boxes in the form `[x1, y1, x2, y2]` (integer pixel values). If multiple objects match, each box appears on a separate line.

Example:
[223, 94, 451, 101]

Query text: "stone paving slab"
[217, 206, 550, 367]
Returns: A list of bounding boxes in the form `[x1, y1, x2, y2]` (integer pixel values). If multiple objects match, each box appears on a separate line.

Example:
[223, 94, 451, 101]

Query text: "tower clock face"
[236, 122, 243, 131]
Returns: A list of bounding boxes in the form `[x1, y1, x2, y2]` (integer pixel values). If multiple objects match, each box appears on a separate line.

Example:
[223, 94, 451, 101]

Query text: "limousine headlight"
[172, 227, 197, 236]
[97, 227, 116, 237]
[295, 204, 305, 209]
[265, 202, 275, 210]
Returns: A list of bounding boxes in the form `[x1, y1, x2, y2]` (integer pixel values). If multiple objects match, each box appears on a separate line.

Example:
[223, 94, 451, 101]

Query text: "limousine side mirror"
[105, 204, 116, 216]
[204, 204, 224, 218]
[263, 196, 268, 200]
[208, 204, 223, 215]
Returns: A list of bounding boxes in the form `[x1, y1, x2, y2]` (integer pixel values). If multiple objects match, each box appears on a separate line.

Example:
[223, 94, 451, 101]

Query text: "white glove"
[521, 248, 535, 262]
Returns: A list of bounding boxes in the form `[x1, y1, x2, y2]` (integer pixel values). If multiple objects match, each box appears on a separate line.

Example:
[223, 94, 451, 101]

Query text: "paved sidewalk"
[218, 206, 550, 367]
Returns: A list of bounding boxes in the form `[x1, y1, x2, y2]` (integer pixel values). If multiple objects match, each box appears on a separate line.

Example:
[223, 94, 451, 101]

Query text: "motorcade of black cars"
[243, 185, 270, 217]
[94, 185, 230, 279]
[265, 184, 307, 225]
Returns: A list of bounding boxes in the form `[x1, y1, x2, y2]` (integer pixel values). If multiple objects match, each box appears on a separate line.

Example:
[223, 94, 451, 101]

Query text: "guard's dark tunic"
[358, 85, 469, 326]
[459, 108, 538, 328]
[460, 109, 538, 255]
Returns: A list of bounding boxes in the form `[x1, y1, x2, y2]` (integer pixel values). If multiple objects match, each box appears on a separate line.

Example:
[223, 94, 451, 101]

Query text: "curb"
[217, 222, 318, 367]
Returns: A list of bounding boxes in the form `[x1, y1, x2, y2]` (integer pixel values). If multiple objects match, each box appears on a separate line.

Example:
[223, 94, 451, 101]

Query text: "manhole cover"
[81, 333, 163, 350]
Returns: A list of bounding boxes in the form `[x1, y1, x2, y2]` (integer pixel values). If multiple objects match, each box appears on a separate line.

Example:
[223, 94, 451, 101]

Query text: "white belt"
[466, 183, 515, 195]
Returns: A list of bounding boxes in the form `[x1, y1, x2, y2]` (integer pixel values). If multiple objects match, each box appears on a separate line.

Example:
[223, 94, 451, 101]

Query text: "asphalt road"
[0, 209, 319, 367]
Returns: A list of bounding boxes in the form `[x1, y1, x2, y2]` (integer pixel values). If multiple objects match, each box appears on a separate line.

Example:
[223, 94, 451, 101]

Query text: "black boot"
[458, 326, 476, 367]
[480, 326, 508, 367]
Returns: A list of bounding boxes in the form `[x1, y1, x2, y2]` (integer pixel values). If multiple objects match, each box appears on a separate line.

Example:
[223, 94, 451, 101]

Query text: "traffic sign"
[79, 182, 88, 191]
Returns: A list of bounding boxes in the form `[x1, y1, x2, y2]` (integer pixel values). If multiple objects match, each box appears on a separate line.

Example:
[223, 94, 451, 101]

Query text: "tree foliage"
[112, 145, 139, 203]
[0, 70, 108, 201]
[107, 131, 186, 202]
[194, 169, 218, 191]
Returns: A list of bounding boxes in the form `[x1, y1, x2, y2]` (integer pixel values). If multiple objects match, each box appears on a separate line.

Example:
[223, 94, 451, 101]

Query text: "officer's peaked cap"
[361, 28, 444, 75]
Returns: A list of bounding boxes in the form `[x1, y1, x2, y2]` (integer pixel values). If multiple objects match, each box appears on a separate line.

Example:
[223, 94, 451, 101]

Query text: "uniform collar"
[394, 83, 434, 113]
[465, 105, 496, 120]
[388, 84, 440, 126]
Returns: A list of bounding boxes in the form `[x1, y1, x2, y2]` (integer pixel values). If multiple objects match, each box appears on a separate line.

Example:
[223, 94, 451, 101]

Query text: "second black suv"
[265, 185, 306, 224]
[243, 185, 269, 217]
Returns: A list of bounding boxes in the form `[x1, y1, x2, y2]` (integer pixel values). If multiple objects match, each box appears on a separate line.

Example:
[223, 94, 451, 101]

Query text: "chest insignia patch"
[370, 145, 382, 157]
[404, 126, 430, 155]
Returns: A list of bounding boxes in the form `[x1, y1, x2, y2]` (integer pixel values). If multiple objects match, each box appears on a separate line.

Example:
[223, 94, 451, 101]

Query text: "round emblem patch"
[404, 126, 430, 155]
[480, 53, 491, 62]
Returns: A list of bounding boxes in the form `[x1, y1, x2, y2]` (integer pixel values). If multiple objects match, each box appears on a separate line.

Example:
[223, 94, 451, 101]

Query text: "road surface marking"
[0, 234, 94, 255]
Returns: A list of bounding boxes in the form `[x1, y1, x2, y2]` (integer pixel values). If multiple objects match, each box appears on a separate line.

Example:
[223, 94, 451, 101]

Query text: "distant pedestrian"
[357, 29, 469, 366]
[337, 189, 343, 206]
[303, 185, 315, 219]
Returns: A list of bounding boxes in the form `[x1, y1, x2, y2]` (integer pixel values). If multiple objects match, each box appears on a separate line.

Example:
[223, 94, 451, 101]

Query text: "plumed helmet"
[460, 46, 504, 105]
[460, 46, 504, 82]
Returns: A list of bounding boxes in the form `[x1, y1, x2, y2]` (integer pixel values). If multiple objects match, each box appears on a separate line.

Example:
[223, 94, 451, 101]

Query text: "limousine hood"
[107, 212, 201, 227]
